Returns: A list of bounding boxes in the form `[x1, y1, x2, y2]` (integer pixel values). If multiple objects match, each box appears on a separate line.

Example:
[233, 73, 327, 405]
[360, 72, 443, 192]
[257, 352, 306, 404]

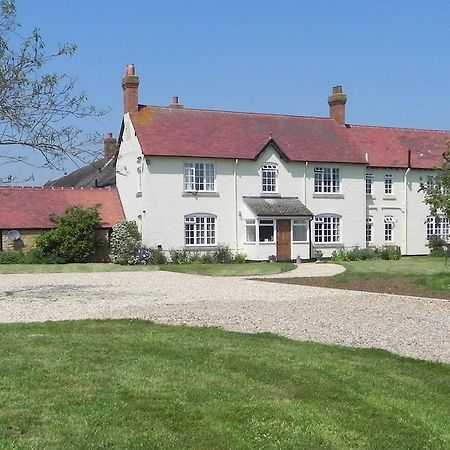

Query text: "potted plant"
[314, 248, 323, 262]
[268, 254, 276, 263]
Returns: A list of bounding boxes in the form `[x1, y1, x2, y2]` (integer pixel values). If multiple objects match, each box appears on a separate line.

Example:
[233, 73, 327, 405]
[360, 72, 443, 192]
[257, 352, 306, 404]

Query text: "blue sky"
[6, 0, 450, 184]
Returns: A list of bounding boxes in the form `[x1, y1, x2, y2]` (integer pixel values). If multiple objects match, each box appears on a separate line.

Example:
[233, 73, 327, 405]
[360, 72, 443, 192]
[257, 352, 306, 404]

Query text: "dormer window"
[184, 162, 215, 192]
[261, 164, 277, 193]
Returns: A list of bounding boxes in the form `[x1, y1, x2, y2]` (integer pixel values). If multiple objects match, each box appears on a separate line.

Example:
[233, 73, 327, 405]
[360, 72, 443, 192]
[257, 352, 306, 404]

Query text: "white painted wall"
[116, 119, 435, 259]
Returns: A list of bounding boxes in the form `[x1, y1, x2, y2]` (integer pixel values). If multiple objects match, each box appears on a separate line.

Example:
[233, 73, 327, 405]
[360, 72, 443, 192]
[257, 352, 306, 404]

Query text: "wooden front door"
[276, 219, 291, 261]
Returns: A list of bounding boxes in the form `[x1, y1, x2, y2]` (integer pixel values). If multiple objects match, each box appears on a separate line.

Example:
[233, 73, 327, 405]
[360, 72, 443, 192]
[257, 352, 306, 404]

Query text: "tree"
[34, 205, 106, 263]
[0, 0, 106, 180]
[420, 140, 450, 220]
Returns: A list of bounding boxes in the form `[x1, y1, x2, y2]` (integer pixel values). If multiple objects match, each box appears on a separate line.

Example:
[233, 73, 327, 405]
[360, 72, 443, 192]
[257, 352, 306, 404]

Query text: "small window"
[314, 215, 340, 243]
[259, 219, 274, 242]
[262, 164, 277, 193]
[292, 219, 308, 242]
[384, 174, 393, 195]
[245, 219, 256, 242]
[384, 216, 394, 242]
[185, 215, 216, 246]
[366, 173, 374, 195]
[184, 162, 215, 192]
[314, 167, 340, 193]
[366, 216, 373, 243]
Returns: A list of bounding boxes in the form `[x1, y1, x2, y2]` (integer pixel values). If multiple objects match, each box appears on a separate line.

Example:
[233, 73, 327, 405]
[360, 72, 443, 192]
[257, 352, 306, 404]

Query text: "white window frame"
[258, 219, 275, 243]
[292, 218, 309, 243]
[426, 216, 450, 241]
[366, 173, 374, 195]
[384, 174, 393, 195]
[245, 219, 256, 243]
[261, 164, 278, 193]
[185, 214, 216, 246]
[366, 216, 373, 243]
[314, 167, 341, 194]
[184, 162, 216, 192]
[314, 214, 341, 243]
[384, 216, 394, 242]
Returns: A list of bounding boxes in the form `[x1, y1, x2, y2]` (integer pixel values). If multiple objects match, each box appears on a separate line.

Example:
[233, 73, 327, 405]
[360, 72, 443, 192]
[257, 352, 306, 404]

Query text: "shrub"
[34, 205, 105, 263]
[211, 244, 234, 263]
[233, 252, 247, 264]
[0, 250, 27, 264]
[427, 236, 447, 256]
[128, 245, 168, 265]
[109, 220, 141, 264]
[169, 249, 191, 264]
[331, 246, 401, 262]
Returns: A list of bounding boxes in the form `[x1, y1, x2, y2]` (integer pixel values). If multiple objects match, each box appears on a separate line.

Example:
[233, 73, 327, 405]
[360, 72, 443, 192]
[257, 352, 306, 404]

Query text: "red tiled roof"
[347, 125, 450, 169]
[0, 187, 124, 229]
[130, 107, 366, 164]
[129, 106, 450, 169]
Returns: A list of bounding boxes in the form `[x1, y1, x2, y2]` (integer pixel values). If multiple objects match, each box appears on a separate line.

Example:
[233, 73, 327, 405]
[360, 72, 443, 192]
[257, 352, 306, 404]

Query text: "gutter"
[234, 158, 239, 253]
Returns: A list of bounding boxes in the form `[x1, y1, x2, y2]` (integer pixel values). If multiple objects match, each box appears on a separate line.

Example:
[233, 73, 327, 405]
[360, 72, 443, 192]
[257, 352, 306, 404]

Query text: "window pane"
[259, 220, 274, 242]
[314, 215, 340, 243]
[314, 167, 340, 193]
[293, 219, 307, 241]
[185, 215, 216, 245]
[246, 223, 256, 242]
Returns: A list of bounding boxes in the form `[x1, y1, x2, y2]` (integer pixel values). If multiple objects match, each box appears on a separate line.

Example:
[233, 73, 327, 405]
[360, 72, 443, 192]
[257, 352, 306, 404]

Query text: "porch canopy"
[244, 197, 313, 217]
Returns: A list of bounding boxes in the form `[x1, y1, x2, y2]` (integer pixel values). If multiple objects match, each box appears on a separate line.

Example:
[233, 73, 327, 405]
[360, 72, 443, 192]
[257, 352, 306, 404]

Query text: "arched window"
[185, 214, 216, 246]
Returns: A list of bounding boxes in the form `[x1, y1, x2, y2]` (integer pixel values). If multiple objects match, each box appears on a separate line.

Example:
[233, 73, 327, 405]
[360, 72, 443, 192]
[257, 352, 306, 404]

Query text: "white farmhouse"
[116, 65, 450, 260]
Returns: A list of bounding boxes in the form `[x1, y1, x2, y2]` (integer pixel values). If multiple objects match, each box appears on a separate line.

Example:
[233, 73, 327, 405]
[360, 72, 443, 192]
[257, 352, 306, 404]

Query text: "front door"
[276, 219, 291, 261]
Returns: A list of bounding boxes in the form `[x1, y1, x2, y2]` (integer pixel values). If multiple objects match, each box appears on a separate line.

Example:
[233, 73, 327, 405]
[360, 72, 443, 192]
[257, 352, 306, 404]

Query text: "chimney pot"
[172, 96, 179, 105]
[126, 64, 135, 76]
[169, 96, 184, 108]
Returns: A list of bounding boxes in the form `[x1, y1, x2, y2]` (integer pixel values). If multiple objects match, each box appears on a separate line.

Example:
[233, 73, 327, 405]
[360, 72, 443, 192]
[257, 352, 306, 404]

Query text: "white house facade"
[116, 65, 450, 260]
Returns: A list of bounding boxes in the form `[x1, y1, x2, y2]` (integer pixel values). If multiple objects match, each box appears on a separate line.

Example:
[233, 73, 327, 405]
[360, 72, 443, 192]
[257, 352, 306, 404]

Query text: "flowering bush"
[109, 220, 141, 264]
[127, 245, 167, 265]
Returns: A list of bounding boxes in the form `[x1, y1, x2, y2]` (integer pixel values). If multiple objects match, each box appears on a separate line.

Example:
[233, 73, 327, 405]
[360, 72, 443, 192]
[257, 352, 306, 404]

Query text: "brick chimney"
[121, 64, 139, 114]
[103, 133, 118, 160]
[328, 85, 347, 125]
[169, 96, 184, 108]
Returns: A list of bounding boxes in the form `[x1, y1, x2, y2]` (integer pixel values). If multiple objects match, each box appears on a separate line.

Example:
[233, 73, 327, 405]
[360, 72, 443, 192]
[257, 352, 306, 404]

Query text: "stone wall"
[0, 228, 111, 261]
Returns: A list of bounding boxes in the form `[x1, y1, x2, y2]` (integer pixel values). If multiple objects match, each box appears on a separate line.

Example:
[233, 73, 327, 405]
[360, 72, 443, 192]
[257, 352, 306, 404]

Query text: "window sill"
[292, 241, 309, 244]
[182, 192, 220, 197]
[258, 241, 275, 245]
[244, 242, 256, 245]
[383, 195, 396, 200]
[313, 193, 344, 199]
[184, 245, 217, 250]
[260, 192, 281, 197]
[314, 243, 344, 248]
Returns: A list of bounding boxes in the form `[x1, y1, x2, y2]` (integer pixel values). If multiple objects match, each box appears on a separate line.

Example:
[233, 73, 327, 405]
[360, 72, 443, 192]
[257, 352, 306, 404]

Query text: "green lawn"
[161, 262, 295, 276]
[0, 321, 448, 449]
[336, 256, 450, 276]
[0, 262, 294, 276]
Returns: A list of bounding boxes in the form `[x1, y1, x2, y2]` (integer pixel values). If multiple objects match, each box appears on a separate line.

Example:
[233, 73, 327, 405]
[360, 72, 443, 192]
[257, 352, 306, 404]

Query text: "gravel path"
[0, 266, 449, 363]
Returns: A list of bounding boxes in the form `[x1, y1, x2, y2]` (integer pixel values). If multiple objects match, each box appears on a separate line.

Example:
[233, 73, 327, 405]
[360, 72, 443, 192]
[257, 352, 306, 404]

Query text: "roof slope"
[347, 125, 450, 169]
[45, 158, 116, 188]
[129, 106, 450, 169]
[0, 187, 124, 229]
[244, 197, 313, 217]
[130, 107, 366, 164]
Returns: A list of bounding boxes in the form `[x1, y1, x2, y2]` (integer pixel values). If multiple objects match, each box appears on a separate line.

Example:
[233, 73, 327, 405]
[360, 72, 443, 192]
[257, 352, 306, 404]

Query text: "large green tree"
[0, 0, 105, 180]
[420, 140, 450, 220]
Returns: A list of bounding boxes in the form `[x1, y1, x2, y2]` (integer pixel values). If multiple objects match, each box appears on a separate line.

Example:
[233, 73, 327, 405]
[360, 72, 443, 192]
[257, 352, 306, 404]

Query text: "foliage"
[427, 236, 447, 256]
[419, 140, 450, 221]
[0, 0, 106, 180]
[109, 220, 141, 264]
[169, 248, 192, 264]
[168, 245, 246, 265]
[33, 205, 105, 263]
[331, 246, 401, 262]
[0, 250, 26, 263]
[1, 320, 448, 449]
[128, 245, 167, 265]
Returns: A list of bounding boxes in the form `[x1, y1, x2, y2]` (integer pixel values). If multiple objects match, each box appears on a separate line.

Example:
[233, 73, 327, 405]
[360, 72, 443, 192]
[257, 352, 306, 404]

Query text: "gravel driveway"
[0, 264, 449, 363]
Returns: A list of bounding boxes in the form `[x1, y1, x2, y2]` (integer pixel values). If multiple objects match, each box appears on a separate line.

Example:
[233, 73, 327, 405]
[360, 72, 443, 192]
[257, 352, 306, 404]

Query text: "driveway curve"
[0, 266, 448, 363]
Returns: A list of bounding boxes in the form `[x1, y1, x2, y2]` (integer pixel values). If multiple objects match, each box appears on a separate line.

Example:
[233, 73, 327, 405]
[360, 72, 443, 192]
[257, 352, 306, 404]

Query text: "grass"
[272, 256, 450, 298]
[161, 262, 295, 276]
[0, 262, 295, 276]
[0, 320, 448, 449]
